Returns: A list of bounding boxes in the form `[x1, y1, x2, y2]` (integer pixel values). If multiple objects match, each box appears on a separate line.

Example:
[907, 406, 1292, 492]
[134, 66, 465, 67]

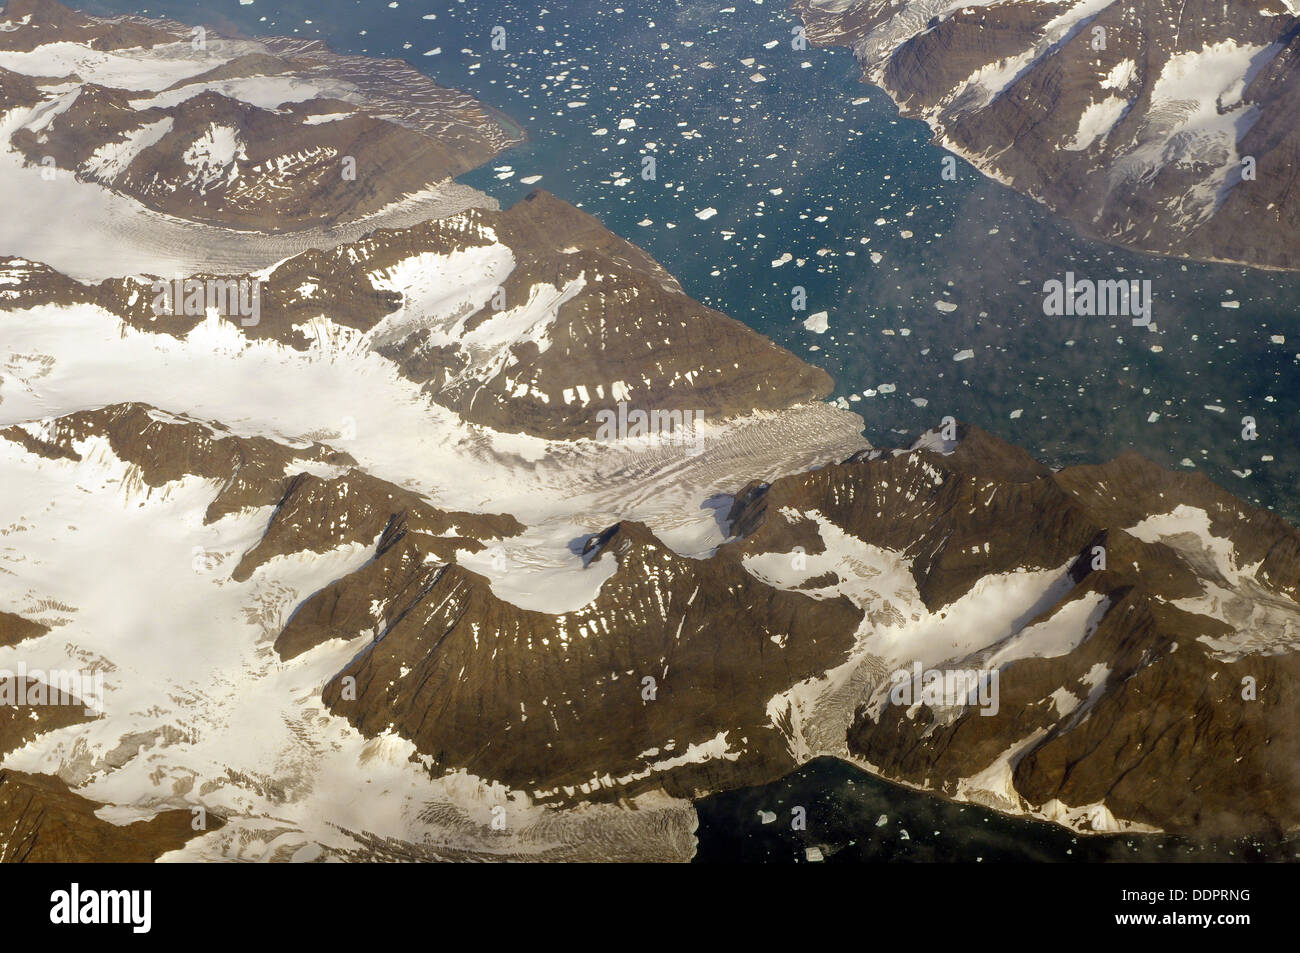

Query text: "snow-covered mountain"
[0, 0, 516, 279]
[794, 0, 1300, 270]
[1, 0, 1298, 861]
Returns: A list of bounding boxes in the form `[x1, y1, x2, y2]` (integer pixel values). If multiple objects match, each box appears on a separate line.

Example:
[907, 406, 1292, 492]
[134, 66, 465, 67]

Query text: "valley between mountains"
[0, 0, 1296, 861]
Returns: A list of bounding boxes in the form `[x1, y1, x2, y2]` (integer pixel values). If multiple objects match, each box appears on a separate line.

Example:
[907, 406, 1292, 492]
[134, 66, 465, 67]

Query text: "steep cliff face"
[793, 0, 1300, 270]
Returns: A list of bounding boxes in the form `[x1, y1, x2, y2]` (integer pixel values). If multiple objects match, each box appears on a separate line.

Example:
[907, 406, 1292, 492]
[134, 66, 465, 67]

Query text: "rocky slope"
[0, 0, 1296, 863]
[317, 520, 862, 803]
[0, 185, 834, 440]
[0, 0, 520, 230]
[0, 99, 851, 859]
[732, 423, 1300, 835]
[0, 769, 218, 862]
[299, 421, 1300, 836]
[792, 0, 1300, 270]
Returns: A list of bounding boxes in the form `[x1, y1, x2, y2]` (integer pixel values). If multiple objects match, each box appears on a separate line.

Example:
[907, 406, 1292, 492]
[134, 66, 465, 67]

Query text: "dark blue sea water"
[694, 757, 1300, 863]
[696, 759, 1294, 863]
[74, 0, 1300, 859]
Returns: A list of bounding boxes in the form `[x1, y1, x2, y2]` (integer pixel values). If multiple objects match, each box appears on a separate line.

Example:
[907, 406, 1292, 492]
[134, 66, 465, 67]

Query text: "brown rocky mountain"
[0, 187, 834, 441]
[0, 0, 1296, 863]
[732, 423, 1300, 835]
[2, 402, 356, 522]
[316, 520, 862, 802]
[232, 469, 523, 581]
[0, 0, 177, 52]
[0, 0, 520, 230]
[2, 401, 522, 564]
[291, 421, 1300, 835]
[0, 769, 218, 862]
[0, 679, 94, 763]
[793, 0, 1300, 270]
[0, 611, 46, 649]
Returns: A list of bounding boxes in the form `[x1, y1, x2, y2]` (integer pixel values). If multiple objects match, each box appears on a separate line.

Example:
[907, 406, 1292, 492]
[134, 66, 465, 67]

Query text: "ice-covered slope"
[0, 188, 836, 441]
[733, 424, 1300, 835]
[794, 0, 1300, 270]
[1, 0, 1298, 863]
[0, 0, 519, 278]
[0, 173, 864, 862]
